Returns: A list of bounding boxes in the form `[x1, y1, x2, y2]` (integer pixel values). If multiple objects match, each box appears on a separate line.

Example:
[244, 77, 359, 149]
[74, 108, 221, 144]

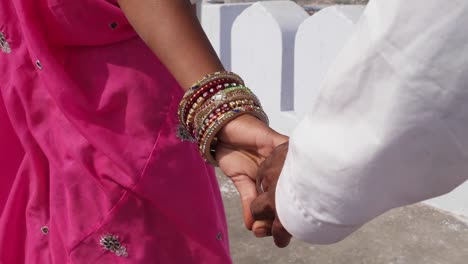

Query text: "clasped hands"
[216, 115, 293, 248]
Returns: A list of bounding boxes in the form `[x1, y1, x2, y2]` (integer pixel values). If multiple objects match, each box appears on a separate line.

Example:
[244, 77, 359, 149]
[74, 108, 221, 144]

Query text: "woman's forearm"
[117, 0, 224, 90]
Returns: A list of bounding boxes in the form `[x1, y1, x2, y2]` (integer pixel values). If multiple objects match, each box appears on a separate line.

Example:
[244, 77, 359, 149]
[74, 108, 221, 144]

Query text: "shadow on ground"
[217, 171, 468, 264]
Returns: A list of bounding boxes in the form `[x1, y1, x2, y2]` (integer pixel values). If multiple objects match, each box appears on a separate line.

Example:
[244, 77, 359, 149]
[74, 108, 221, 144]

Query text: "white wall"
[201, 3, 252, 70]
[201, 0, 468, 219]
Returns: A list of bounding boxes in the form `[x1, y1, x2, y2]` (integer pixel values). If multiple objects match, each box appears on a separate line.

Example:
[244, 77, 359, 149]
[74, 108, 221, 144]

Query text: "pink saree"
[0, 0, 231, 263]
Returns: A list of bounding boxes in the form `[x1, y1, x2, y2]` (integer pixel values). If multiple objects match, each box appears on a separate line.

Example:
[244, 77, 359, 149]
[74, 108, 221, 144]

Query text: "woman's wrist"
[177, 71, 270, 165]
[218, 114, 269, 142]
[218, 114, 288, 157]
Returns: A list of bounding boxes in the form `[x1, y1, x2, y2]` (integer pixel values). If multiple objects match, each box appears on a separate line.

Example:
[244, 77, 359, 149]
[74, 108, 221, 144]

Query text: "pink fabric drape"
[0, 0, 231, 263]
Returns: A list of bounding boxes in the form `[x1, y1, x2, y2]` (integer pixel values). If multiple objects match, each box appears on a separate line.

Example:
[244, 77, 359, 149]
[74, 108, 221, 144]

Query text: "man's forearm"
[276, 0, 468, 244]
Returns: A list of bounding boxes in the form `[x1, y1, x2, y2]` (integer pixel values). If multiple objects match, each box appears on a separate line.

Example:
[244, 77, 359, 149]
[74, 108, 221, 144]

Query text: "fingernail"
[254, 229, 268, 238]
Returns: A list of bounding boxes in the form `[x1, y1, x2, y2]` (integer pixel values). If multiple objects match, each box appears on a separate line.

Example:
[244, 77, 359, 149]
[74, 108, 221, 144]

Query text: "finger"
[231, 178, 259, 230]
[252, 220, 273, 238]
[272, 217, 292, 248]
[250, 193, 276, 221]
[255, 149, 278, 194]
[217, 145, 259, 230]
[256, 177, 271, 194]
[256, 169, 266, 194]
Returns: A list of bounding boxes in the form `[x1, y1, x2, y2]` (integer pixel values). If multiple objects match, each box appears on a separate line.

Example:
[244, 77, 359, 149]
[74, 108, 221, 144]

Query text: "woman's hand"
[216, 114, 288, 236]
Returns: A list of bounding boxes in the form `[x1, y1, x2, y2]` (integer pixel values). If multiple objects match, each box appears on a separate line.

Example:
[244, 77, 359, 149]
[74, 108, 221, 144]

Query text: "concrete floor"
[217, 172, 468, 264]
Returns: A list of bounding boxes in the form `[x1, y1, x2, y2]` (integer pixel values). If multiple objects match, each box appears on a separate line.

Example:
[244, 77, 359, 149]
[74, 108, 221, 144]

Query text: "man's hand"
[250, 141, 293, 248]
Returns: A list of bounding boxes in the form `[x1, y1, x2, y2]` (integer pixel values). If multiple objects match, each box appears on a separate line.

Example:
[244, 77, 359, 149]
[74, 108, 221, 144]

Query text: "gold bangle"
[192, 90, 261, 137]
[199, 106, 268, 165]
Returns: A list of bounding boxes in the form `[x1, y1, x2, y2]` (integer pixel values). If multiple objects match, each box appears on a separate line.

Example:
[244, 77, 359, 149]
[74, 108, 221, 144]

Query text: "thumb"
[230, 177, 258, 230]
[231, 178, 272, 236]
[272, 215, 292, 248]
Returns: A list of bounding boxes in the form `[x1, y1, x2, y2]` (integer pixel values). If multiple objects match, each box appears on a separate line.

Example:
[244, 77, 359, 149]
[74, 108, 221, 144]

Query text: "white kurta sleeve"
[276, 0, 468, 244]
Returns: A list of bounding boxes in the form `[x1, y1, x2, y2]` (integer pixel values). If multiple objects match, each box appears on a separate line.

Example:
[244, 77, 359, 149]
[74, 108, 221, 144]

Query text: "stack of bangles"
[177, 71, 269, 165]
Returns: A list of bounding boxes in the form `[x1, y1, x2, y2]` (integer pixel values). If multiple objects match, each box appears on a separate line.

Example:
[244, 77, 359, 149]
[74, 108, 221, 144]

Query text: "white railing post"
[294, 5, 364, 119]
[201, 1, 252, 70]
[231, 1, 308, 134]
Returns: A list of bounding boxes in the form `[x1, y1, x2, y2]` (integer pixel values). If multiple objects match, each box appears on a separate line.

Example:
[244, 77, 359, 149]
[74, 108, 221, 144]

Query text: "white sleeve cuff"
[275, 148, 359, 245]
